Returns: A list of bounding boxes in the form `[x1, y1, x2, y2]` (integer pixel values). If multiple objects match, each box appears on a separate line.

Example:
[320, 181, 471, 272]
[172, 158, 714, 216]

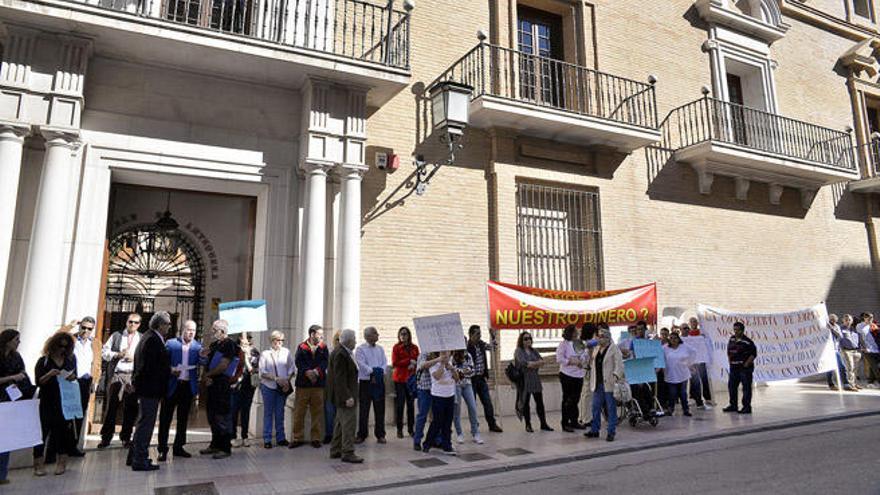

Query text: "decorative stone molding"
[52, 36, 92, 96]
[300, 159, 335, 176]
[36, 125, 81, 150]
[335, 162, 368, 180]
[692, 162, 715, 195]
[694, 0, 790, 44]
[839, 38, 880, 78]
[0, 120, 31, 143]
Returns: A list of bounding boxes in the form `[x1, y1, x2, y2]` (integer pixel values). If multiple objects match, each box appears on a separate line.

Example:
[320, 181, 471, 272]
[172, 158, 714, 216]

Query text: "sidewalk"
[2, 383, 878, 495]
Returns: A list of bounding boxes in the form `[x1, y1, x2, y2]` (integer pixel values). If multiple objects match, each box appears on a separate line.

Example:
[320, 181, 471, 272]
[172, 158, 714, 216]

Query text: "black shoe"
[562, 426, 575, 433]
[397, 430, 404, 439]
[488, 425, 504, 433]
[330, 452, 342, 459]
[288, 441, 304, 449]
[122, 441, 132, 449]
[341, 454, 364, 463]
[157, 452, 167, 462]
[584, 431, 599, 438]
[276, 440, 289, 447]
[413, 443, 422, 451]
[683, 411, 693, 417]
[263, 443, 272, 449]
[540, 424, 554, 432]
[606, 433, 615, 442]
[377, 437, 387, 444]
[738, 408, 752, 414]
[722, 405, 737, 413]
[422, 444, 430, 453]
[173, 449, 192, 458]
[354, 437, 365, 444]
[199, 447, 219, 455]
[132, 463, 160, 472]
[574, 422, 588, 430]
[96, 440, 110, 449]
[525, 425, 534, 433]
[311, 441, 322, 448]
[69, 450, 86, 458]
[212, 451, 231, 459]
[322, 437, 332, 445]
[125, 455, 132, 467]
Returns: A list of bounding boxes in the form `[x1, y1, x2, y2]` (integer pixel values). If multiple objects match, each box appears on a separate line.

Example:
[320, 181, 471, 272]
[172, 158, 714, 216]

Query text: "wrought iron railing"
[437, 43, 658, 129]
[81, 0, 411, 68]
[661, 96, 855, 171]
[855, 138, 880, 176]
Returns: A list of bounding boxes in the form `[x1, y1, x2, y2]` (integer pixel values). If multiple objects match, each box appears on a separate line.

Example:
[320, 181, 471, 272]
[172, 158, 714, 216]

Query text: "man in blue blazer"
[157, 320, 202, 461]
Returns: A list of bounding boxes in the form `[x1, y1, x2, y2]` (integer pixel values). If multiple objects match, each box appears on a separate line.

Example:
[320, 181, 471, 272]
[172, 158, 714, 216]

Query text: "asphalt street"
[378, 415, 880, 495]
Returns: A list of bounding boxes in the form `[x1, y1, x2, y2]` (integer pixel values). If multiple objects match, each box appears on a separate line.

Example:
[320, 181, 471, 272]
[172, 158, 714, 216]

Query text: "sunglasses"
[128, 320, 141, 325]
[80, 326, 94, 331]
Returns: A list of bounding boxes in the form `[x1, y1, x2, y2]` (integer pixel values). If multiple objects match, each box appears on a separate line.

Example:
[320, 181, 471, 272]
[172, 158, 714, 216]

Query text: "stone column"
[0, 122, 30, 320]
[17, 127, 80, 366]
[334, 163, 367, 332]
[298, 160, 333, 335]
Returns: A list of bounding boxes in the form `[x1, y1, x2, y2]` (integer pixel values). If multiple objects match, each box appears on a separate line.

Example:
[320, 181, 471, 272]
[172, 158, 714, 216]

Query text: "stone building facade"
[1, 0, 879, 373]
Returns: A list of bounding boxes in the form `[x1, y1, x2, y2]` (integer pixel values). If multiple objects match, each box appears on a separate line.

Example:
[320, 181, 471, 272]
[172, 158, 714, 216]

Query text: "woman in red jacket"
[392, 327, 420, 439]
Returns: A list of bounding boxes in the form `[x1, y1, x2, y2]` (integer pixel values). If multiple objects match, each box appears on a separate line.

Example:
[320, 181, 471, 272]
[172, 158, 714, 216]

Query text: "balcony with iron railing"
[661, 94, 858, 206]
[437, 41, 661, 152]
[2, 0, 411, 103]
[847, 137, 880, 193]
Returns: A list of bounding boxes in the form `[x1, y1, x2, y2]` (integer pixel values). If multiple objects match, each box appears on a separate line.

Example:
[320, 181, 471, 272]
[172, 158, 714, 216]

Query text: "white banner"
[697, 303, 837, 382]
[413, 313, 467, 354]
[0, 399, 43, 452]
[682, 336, 710, 364]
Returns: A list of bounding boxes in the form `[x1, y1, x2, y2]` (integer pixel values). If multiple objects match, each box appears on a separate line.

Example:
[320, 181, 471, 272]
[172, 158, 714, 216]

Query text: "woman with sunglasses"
[258, 330, 295, 448]
[33, 331, 78, 476]
[514, 332, 552, 432]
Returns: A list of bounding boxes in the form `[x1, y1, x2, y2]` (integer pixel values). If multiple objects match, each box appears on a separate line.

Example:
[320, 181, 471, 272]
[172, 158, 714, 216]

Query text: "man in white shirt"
[355, 326, 387, 444]
[98, 313, 142, 448]
[71, 317, 96, 456]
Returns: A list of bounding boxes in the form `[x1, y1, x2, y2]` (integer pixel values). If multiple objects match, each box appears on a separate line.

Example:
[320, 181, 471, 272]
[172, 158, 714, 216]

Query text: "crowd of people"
[0, 308, 878, 485]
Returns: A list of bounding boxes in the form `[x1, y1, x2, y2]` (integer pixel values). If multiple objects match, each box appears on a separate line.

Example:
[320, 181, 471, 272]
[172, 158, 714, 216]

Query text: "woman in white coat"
[584, 327, 625, 442]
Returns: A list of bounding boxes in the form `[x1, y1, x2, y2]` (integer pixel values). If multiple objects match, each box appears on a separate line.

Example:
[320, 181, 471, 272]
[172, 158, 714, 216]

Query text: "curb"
[310, 409, 880, 494]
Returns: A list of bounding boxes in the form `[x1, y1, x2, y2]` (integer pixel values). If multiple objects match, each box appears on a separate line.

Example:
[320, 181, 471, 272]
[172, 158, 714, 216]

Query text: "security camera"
[376, 152, 388, 170]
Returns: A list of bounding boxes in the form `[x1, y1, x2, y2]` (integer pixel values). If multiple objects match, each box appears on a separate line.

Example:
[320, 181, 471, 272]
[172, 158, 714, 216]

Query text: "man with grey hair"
[328, 329, 362, 463]
[200, 319, 240, 459]
[128, 311, 172, 471]
[355, 326, 388, 443]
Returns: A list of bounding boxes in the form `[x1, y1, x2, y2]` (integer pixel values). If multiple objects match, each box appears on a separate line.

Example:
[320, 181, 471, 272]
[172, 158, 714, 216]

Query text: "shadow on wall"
[644, 146, 809, 219]
[825, 264, 880, 316]
[830, 182, 869, 222]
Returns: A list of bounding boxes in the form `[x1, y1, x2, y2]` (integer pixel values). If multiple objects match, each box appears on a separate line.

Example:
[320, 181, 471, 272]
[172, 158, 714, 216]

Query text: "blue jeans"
[424, 395, 454, 451]
[412, 388, 433, 447]
[261, 384, 287, 443]
[826, 352, 849, 387]
[590, 383, 617, 435]
[667, 381, 689, 414]
[324, 400, 336, 442]
[0, 451, 9, 481]
[454, 383, 480, 437]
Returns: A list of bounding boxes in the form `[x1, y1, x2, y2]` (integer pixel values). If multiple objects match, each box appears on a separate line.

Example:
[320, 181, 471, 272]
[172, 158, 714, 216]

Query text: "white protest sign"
[697, 303, 837, 382]
[219, 299, 269, 335]
[0, 399, 43, 452]
[413, 313, 467, 354]
[682, 336, 710, 364]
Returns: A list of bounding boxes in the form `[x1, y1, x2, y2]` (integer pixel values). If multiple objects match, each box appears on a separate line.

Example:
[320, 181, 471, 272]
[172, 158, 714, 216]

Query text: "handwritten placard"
[633, 338, 666, 369]
[58, 376, 83, 420]
[624, 357, 657, 385]
[0, 399, 43, 452]
[413, 313, 467, 354]
[219, 299, 268, 334]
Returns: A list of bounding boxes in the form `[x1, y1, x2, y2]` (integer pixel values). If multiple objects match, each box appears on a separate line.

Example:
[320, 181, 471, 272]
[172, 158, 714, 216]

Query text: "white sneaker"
[703, 404, 713, 410]
[473, 433, 484, 444]
[241, 438, 249, 448]
[456, 434, 465, 444]
[232, 438, 242, 448]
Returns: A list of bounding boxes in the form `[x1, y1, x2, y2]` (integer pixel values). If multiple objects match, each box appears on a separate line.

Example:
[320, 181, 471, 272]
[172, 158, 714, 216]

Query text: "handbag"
[271, 352, 293, 397]
[613, 379, 632, 403]
[505, 361, 523, 384]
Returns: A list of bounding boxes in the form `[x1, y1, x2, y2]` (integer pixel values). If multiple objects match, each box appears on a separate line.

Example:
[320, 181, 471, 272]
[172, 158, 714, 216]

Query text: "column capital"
[301, 159, 335, 175]
[335, 163, 369, 179]
[0, 120, 31, 143]
[36, 125, 80, 149]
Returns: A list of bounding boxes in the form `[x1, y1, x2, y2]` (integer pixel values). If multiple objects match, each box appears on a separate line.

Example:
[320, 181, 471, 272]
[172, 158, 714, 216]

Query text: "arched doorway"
[104, 224, 206, 335]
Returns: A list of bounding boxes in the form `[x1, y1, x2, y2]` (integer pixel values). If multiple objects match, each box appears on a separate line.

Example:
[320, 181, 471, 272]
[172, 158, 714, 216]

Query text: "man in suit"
[157, 319, 201, 461]
[128, 311, 172, 471]
[327, 329, 362, 463]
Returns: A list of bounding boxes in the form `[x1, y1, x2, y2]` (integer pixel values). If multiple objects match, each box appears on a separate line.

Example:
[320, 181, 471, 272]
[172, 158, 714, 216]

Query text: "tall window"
[517, 6, 564, 107]
[853, 0, 874, 21]
[515, 182, 603, 292]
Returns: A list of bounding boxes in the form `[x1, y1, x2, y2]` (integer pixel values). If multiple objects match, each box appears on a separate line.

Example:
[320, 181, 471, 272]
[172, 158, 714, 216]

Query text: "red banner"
[488, 280, 658, 329]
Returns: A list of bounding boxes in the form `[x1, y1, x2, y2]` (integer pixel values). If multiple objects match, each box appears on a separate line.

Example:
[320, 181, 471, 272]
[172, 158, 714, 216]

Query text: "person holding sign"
[201, 320, 240, 459]
[33, 331, 78, 476]
[355, 327, 387, 444]
[422, 351, 457, 455]
[722, 322, 758, 415]
[663, 334, 696, 417]
[0, 329, 36, 485]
